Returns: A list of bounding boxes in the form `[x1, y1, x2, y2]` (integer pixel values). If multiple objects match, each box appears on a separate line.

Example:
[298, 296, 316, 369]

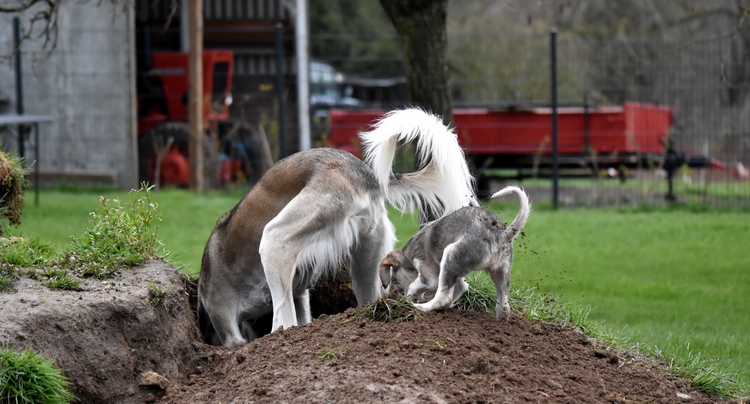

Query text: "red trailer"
[327, 103, 717, 197]
[329, 103, 672, 158]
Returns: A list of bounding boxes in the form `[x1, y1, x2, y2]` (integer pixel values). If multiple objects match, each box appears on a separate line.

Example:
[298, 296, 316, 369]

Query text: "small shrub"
[0, 347, 76, 404]
[65, 184, 165, 279]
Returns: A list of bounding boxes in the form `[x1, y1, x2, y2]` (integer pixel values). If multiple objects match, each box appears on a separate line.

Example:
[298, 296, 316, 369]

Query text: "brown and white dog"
[198, 108, 477, 348]
[378, 186, 530, 319]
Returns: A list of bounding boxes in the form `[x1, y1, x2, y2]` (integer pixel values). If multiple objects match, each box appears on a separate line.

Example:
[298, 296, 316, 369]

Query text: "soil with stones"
[0, 261, 735, 403]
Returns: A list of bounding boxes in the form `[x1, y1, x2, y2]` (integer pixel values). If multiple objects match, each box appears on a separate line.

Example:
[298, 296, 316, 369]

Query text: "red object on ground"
[328, 102, 674, 157]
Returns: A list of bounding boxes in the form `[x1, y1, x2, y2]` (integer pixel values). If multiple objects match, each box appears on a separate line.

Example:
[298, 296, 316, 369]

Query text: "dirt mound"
[0, 261, 732, 403]
[163, 309, 723, 404]
[0, 261, 201, 403]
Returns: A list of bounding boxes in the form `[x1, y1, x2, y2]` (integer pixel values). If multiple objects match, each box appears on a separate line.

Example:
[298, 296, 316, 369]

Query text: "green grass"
[1, 185, 168, 290]
[10, 187, 246, 276]
[6, 187, 750, 398]
[0, 347, 76, 404]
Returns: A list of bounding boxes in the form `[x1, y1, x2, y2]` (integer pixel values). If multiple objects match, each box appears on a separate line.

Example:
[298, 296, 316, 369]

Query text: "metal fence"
[1, 0, 748, 209]
[311, 24, 750, 209]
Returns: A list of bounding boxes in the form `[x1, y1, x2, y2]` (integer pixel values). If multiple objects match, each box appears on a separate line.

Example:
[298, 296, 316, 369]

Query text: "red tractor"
[137, 50, 263, 187]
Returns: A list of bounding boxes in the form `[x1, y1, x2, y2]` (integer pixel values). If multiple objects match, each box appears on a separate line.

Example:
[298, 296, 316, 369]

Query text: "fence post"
[550, 28, 559, 209]
[188, 0, 204, 191]
[13, 17, 25, 160]
[275, 22, 286, 160]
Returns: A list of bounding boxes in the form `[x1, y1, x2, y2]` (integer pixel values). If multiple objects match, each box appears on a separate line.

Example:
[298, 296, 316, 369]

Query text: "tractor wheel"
[138, 122, 191, 187]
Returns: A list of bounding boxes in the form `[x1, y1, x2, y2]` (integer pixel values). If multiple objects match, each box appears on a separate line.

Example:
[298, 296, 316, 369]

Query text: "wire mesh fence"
[0, 0, 748, 208]
[311, 12, 750, 209]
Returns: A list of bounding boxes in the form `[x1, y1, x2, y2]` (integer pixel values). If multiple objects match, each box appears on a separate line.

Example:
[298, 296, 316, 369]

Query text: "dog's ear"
[379, 255, 394, 287]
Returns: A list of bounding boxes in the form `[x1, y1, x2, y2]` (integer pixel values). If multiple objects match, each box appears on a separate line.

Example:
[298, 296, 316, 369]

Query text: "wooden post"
[188, 0, 204, 191]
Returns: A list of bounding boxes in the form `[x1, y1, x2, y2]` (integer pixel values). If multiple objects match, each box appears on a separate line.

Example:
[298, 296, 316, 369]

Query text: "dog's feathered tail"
[490, 186, 531, 243]
[359, 108, 477, 221]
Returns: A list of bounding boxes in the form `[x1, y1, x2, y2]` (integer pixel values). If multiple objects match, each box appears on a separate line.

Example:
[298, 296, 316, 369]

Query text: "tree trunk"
[379, 0, 453, 127]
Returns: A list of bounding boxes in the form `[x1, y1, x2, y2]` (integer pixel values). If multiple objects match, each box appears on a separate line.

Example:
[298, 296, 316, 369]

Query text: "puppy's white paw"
[495, 304, 511, 320]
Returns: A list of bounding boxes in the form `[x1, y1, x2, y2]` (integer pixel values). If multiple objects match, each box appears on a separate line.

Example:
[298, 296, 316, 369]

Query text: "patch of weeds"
[148, 282, 169, 307]
[44, 274, 82, 291]
[315, 348, 344, 362]
[0, 237, 59, 268]
[362, 295, 421, 323]
[37, 268, 79, 290]
[65, 184, 165, 279]
[1, 184, 168, 290]
[0, 346, 76, 404]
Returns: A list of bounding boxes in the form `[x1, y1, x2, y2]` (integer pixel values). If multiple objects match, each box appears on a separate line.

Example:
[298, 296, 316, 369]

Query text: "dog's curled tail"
[490, 186, 531, 243]
[359, 108, 477, 220]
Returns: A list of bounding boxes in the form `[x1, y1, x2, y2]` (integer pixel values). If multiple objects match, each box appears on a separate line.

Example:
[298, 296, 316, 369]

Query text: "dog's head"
[379, 250, 436, 303]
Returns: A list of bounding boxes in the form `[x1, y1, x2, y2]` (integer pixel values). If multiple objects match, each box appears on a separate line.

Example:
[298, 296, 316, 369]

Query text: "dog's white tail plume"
[490, 186, 531, 243]
[360, 108, 477, 220]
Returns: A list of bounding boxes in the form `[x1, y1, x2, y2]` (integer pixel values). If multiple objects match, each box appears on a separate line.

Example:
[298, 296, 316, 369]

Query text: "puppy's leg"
[349, 209, 395, 304]
[451, 277, 470, 305]
[489, 259, 512, 319]
[414, 240, 475, 312]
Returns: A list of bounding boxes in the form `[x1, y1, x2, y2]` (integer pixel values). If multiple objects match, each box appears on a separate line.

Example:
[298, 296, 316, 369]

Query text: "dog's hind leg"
[259, 247, 299, 332]
[260, 191, 355, 332]
[295, 289, 312, 324]
[414, 241, 472, 312]
[489, 259, 512, 319]
[349, 209, 395, 304]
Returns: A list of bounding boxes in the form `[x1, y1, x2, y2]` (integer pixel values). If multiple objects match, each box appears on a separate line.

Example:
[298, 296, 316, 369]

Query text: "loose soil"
[0, 261, 735, 403]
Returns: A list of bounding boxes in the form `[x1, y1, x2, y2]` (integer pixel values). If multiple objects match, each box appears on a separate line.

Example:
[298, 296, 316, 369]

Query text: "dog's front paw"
[412, 302, 431, 312]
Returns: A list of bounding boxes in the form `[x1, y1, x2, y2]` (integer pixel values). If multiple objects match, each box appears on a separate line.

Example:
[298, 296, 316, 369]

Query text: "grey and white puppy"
[379, 186, 530, 319]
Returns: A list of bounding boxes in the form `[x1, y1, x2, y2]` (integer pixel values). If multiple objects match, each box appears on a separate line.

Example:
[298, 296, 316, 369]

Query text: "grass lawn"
[8, 187, 750, 389]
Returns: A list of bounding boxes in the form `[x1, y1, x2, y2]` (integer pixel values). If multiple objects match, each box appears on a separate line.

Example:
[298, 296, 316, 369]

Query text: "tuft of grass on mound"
[454, 271, 749, 400]
[0, 347, 76, 404]
[361, 295, 422, 323]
